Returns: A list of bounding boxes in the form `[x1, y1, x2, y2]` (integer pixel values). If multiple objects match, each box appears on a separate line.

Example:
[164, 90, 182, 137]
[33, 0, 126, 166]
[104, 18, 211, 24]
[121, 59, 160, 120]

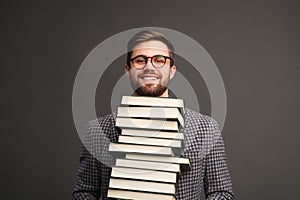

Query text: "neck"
[159, 89, 169, 97]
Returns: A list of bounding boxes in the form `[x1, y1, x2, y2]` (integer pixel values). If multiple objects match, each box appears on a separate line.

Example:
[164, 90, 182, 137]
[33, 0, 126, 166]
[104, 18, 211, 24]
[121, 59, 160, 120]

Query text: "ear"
[125, 65, 130, 77]
[169, 65, 177, 80]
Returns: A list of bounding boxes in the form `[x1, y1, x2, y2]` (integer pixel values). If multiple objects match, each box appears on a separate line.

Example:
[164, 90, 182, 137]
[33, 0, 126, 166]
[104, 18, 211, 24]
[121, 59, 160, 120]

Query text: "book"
[121, 95, 185, 114]
[116, 117, 179, 131]
[126, 153, 191, 171]
[118, 135, 183, 148]
[121, 128, 184, 140]
[117, 106, 184, 127]
[115, 158, 180, 173]
[108, 189, 175, 200]
[111, 166, 177, 183]
[109, 143, 174, 156]
[109, 178, 176, 194]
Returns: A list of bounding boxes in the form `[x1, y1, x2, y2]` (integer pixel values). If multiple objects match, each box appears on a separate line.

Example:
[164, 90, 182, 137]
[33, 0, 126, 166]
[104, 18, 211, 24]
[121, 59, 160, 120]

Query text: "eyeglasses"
[130, 55, 174, 69]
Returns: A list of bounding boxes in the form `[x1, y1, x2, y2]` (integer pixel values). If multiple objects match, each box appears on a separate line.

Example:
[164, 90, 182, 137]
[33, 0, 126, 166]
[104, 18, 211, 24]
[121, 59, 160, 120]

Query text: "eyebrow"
[131, 54, 170, 58]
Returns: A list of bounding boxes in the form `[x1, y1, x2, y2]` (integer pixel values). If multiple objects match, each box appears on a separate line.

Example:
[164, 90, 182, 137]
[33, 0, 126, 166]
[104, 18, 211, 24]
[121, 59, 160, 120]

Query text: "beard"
[134, 84, 168, 97]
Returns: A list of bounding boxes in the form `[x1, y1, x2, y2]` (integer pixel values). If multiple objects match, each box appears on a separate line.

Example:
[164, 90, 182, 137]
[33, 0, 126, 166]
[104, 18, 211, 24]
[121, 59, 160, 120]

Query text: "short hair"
[126, 30, 175, 67]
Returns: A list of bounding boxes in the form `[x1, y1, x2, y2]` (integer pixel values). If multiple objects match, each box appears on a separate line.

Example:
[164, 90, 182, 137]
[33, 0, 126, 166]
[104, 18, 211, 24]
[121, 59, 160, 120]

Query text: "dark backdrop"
[2, 1, 300, 199]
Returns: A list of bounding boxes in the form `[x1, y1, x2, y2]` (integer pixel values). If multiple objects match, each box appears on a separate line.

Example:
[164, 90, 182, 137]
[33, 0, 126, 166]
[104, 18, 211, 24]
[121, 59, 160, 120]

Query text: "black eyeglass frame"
[129, 54, 174, 69]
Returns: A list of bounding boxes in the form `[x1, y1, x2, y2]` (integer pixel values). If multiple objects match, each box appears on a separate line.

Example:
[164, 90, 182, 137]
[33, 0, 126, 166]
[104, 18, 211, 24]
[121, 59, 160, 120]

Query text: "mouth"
[140, 74, 160, 81]
[142, 76, 158, 80]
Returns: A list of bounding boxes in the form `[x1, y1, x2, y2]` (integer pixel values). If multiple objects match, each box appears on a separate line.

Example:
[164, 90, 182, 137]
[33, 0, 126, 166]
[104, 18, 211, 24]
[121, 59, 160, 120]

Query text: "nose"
[143, 57, 155, 70]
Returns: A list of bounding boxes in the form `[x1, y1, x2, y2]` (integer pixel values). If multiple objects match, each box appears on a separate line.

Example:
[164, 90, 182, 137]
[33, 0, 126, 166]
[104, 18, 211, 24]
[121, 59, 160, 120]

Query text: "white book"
[108, 189, 175, 200]
[115, 158, 180, 173]
[126, 153, 190, 165]
[117, 106, 184, 127]
[109, 178, 175, 194]
[126, 153, 191, 171]
[111, 166, 177, 183]
[121, 96, 185, 114]
[116, 117, 179, 131]
[109, 143, 174, 156]
[118, 135, 182, 148]
[121, 128, 184, 139]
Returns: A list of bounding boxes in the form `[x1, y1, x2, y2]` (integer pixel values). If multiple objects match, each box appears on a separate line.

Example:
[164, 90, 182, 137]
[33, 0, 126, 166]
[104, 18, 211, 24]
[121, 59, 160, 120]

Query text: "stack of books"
[107, 96, 190, 200]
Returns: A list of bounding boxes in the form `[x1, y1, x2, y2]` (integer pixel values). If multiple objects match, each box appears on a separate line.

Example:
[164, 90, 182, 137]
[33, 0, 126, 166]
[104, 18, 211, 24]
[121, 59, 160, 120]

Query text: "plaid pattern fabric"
[72, 108, 235, 199]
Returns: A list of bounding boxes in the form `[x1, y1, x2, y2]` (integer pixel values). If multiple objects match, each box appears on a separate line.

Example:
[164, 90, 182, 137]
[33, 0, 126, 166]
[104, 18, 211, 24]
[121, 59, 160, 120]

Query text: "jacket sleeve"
[204, 120, 235, 200]
[72, 121, 102, 200]
[72, 145, 101, 200]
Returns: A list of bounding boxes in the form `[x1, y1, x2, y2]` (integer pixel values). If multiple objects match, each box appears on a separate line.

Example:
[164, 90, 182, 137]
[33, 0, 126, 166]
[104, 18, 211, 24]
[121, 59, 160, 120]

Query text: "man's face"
[125, 40, 176, 97]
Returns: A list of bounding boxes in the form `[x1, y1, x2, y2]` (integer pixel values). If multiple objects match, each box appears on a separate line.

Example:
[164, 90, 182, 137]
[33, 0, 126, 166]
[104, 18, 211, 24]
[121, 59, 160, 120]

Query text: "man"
[73, 30, 235, 199]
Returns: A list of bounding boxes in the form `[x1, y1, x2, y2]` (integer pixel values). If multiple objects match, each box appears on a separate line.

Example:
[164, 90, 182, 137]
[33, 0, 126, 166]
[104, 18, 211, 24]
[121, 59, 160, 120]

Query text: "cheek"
[133, 72, 143, 82]
[162, 69, 172, 77]
[128, 70, 139, 77]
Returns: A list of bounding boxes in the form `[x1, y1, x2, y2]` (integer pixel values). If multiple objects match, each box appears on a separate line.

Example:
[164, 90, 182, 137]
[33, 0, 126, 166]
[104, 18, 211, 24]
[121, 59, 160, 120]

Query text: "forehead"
[131, 40, 170, 57]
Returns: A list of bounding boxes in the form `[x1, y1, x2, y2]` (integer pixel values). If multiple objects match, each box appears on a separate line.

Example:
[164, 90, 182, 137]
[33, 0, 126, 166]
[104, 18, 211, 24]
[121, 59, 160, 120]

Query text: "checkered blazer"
[72, 108, 235, 199]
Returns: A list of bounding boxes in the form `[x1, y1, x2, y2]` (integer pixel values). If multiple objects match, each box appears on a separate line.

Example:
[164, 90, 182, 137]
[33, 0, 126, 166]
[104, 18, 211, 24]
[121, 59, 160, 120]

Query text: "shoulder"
[183, 108, 222, 153]
[184, 108, 219, 130]
[86, 112, 119, 142]
[87, 112, 117, 131]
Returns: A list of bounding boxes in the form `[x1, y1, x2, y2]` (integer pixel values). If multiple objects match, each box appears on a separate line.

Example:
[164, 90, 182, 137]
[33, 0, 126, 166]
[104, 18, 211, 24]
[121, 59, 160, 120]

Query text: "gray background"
[2, 0, 300, 199]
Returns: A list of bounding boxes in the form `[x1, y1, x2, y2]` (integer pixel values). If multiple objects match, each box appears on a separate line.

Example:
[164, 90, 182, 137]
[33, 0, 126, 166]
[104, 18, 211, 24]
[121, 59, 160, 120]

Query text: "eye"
[134, 56, 146, 63]
[153, 55, 165, 63]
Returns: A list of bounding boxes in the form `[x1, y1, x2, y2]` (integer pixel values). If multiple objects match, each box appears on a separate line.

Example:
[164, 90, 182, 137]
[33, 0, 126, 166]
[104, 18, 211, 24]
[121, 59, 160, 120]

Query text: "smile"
[142, 77, 158, 80]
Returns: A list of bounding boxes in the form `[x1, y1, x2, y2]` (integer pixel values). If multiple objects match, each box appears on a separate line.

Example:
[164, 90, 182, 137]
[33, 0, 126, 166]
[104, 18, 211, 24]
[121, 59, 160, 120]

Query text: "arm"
[72, 145, 101, 200]
[72, 122, 101, 200]
[204, 121, 235, 200]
